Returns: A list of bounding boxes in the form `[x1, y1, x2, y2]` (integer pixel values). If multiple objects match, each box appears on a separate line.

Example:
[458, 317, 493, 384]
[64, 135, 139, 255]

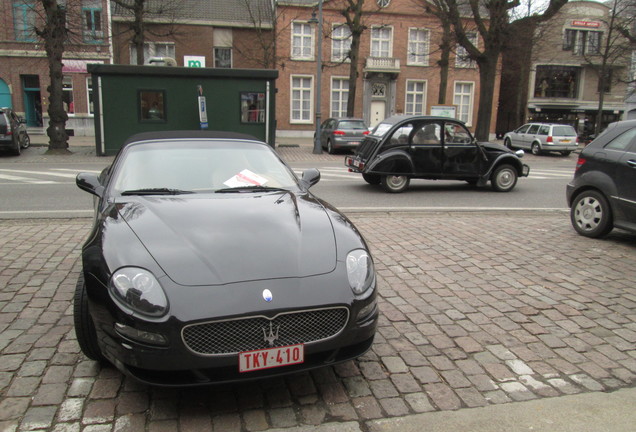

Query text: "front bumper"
[87, 273, 378, 386]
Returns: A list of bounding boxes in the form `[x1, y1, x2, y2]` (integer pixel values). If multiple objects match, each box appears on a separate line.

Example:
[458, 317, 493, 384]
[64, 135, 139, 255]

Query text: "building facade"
[276, 0, 493, 137]
[0, 0, 112, 136]
[527, 1, 630, 135]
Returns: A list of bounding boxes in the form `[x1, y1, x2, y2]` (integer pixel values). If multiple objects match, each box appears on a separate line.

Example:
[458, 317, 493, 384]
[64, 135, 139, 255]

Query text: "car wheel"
[362, 173, 381, 185]
[12, 137, 21, 156]
[381, 175, 410, 193]
[504, 138, 513, 149]
[21, 133, 30, 149]
[491, 164, 518, 192]
[74, 274, 106, 362]
[570, 190, 613, 238]
[531, 143, 541, 155]
[561, 151, 571, 156]
[327, 139, 334, 154]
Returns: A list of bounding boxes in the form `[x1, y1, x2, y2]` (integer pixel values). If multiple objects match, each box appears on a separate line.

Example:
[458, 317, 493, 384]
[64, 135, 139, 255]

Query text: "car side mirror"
[515, 150, 525, 158]
[76, 172, 104, 197]
[300, 168, 320, 189]
[18, 117, 26, 124]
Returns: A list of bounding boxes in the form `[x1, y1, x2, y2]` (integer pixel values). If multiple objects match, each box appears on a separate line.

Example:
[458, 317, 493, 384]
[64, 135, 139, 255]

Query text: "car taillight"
[546, 136, 553, 143]
[575, 157, 586, 171]
[333, 130, 346, 136]
[362, 131, 369, 135]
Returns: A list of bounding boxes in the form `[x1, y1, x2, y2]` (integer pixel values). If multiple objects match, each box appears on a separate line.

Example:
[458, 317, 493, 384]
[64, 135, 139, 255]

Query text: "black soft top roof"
[124, 130, 261, 145]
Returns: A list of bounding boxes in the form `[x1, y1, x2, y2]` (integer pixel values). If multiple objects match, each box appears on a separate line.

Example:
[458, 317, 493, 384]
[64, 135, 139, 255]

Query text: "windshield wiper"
[121, 188, 195, 196]
[215, 185, 289, 194]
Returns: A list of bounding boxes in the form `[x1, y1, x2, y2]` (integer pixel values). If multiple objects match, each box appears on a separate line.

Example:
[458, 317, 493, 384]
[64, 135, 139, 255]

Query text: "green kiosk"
[88, 64, 278, 156]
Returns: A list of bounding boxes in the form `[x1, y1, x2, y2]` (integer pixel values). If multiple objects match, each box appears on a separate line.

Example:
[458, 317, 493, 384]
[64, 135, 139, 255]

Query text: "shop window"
[139, 90, 166, 122]
[535, 66, 580, 98]
[63, 76, 74, 114]
[241, 92, 265, 123]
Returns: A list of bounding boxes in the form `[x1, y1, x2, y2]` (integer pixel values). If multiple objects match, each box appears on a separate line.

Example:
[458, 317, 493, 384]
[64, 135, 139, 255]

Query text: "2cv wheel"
[381, 175, 410, 193]
[491, 164, 518, 192]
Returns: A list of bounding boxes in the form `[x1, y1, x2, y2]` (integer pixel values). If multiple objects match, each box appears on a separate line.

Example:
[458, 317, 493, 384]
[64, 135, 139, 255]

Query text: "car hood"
[115, 192, 337, 286]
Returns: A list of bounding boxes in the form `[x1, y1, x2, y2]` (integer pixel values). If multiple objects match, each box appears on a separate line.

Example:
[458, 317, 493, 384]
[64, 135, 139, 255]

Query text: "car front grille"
[181, 307, 349, 356]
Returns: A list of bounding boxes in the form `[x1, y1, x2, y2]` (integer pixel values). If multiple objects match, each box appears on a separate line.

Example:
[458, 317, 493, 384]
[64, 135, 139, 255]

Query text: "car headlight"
[109, 267, 169, 317]
[346, 249, 375, 295]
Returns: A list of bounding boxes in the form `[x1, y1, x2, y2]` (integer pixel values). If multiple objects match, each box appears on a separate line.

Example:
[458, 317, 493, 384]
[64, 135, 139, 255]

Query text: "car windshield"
[110, 140, 298, 195]
[338, 120, 367, 130]
[552, 126, 577, 136]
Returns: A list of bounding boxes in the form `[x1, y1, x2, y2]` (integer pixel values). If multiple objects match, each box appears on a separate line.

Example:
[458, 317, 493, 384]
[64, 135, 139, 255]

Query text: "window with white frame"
[455, 32, 477, 68]
[214, 47, 232, 68]
[86, 77, 94, 115]
[563, 29, 602, 55]
[331, 77, 349, 118]
[407, 28, 430, 66]
[453, 82, 474, 125]
[370, 26, 392, 58]
[405, 80, 427, 115]
[291, 22, 314, 60]
[63, 76, 74, 115]
[290, 75, 313, 123]
[130, 42, 175, 64]
[332, 24, 352, 62]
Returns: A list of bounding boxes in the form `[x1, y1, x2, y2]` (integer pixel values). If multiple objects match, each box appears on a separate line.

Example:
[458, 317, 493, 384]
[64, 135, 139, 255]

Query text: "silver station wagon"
[504, 123, 579, 156]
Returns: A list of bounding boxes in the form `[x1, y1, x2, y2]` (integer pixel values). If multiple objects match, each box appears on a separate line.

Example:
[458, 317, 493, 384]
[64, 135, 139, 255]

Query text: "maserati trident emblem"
[263, 322, 280, 346]
[262, 289, 273, 302]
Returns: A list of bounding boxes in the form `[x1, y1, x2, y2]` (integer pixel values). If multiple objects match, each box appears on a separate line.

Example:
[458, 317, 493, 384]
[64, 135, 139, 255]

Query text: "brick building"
[276, 0, 492, 137]
[0, 0, 112, 136]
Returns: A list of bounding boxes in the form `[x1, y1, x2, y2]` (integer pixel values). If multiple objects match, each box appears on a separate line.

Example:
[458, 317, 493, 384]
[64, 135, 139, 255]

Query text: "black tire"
[570, 190, 613, 238]
[12, 136, 21, 156]
[74, 274, 106, 362]
[362, 173, 381, 185]
[561, 151, 571, 156]
[531, 143, 541, 156]
[327, 139, 334, 154]
[491, 164, 518, 192]
[21, 133, 30, 149]
[381, 175, 410, 193]
[504, 138, 513, 149]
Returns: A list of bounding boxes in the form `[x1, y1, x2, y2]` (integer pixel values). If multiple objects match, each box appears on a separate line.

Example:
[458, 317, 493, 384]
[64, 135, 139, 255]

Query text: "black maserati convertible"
[74, 131, 378, 386]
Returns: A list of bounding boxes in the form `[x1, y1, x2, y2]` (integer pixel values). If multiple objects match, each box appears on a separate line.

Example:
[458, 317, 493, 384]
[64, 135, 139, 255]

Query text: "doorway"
[21, 75, 43, 126]
[370, 100, 386, 127]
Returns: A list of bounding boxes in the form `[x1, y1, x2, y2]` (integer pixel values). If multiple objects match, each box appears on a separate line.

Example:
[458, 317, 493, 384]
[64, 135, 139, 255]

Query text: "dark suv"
[567, 119, 636, 238]
[0, 107, 30, 155]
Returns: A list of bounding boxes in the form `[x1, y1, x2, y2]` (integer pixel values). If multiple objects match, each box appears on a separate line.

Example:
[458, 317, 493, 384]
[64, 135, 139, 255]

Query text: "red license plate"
[239, 344, 304, 373]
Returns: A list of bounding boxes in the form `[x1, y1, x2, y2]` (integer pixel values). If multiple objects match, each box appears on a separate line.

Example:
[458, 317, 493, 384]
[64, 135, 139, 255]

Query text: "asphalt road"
[0, 146, 577, 219]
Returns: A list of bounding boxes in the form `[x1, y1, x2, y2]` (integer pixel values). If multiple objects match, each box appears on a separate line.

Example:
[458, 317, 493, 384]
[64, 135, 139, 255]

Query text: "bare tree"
[232, 0, 280, 68]
[580, 0, 635, 134]
[442, 0, 568, 141]
[111, 0, 180, 65]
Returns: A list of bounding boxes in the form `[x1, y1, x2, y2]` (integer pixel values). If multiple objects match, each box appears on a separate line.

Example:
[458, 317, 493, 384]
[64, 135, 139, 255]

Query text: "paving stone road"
[0, 211, 634, 431]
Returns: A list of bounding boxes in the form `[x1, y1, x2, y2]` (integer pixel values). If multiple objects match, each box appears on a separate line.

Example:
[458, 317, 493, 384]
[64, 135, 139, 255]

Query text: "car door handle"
[627, 160, 636, 168]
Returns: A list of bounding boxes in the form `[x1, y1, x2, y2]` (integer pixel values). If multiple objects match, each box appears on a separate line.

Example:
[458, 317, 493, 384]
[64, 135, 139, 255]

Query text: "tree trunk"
[133, 0, 146, 65]
[42, 1, 68, 151]
[346, 30, 361, 117]
[437, 23, 451, 105]
[474, 52, 499, 141]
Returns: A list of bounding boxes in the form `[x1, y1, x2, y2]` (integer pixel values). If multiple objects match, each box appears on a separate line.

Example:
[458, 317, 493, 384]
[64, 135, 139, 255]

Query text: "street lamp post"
[310, 1, 323, 154]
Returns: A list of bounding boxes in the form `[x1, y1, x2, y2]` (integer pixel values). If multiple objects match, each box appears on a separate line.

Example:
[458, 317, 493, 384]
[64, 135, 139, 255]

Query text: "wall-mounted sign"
[571, 20, 600, 28]
[185, 56, 206, 68]
[430, 105, 456, 119]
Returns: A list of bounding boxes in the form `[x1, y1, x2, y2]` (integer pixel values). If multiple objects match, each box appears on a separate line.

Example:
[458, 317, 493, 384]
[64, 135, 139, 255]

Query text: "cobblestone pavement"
[1, 213, 634, 431]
